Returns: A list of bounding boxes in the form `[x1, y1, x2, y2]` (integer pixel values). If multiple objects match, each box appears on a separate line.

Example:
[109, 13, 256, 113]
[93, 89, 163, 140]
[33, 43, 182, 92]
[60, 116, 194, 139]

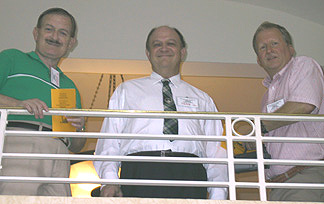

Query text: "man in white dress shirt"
[94, 26, 227, 199]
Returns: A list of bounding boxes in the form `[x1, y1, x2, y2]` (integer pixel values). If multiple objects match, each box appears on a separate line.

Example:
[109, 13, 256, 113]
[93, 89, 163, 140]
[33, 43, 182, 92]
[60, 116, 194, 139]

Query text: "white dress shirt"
[94, 72, 228, 199]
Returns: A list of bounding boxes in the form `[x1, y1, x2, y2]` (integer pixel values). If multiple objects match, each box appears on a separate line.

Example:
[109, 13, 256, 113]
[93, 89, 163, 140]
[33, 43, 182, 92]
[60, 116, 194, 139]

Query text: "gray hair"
[252, 21, 293, 54]
[37, 7, 77, 38]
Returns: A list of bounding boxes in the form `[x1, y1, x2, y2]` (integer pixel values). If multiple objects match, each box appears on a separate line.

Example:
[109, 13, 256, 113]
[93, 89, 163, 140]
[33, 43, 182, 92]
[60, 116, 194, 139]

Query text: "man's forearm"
[0, 94, 49, 119]
[263, 101, 315, 132]
[0, 94, 22, 107]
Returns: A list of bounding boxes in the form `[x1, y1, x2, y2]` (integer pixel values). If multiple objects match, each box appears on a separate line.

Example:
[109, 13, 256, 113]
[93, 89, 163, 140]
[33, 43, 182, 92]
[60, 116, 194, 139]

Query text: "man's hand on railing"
[100, 185, 123, 197]
[20, 99, 49, 119]
[0, 94, 50, 119]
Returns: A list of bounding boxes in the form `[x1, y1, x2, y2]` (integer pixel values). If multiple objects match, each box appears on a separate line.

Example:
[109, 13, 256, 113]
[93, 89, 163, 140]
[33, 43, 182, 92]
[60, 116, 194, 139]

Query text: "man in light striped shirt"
[253, 21, 324, 202]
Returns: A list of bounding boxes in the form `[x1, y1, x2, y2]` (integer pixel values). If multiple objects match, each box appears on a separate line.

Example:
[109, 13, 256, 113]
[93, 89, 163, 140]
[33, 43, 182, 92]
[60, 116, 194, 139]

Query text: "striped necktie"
[162, 79, 178, 141]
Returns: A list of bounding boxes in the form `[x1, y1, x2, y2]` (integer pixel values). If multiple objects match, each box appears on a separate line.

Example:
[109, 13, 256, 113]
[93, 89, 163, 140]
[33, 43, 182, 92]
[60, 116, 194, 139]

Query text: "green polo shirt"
[0, 49, 81, 125]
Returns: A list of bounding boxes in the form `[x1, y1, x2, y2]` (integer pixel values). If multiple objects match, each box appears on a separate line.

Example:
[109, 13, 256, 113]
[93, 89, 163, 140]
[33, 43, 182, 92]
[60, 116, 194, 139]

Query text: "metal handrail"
[0, 108, 323, 201]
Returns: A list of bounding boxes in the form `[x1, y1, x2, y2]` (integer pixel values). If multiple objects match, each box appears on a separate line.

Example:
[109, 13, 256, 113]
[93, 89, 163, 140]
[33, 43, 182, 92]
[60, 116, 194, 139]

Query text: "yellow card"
[51, 89, 76, 132]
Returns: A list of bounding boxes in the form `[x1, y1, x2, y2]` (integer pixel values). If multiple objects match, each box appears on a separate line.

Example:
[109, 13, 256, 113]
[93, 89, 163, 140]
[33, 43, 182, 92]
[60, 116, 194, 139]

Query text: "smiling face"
[255, 28, 295, 78]
[33, 13, 76, 67]
[145, 26, 186, 79]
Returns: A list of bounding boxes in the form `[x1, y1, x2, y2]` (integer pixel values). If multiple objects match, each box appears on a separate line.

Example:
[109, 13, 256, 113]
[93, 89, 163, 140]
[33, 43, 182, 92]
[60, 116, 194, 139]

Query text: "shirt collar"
[26, 51, 63, 74]
[262, 57, 294, 88]
[150, 72, 181, 87]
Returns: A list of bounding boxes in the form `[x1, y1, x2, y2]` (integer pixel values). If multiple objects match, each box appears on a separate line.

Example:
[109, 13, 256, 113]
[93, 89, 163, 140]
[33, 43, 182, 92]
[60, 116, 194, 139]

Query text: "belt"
[128, 150, 198, 157]
[6, 121, 69, 147]
[267, 159, 324, 183]
[267, 165, 309, 183]
[7, 121, 52, 131]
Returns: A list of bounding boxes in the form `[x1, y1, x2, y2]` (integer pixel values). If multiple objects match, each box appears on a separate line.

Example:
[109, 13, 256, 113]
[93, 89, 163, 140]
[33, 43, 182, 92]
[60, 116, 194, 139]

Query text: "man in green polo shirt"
[0, 8, 85, 196]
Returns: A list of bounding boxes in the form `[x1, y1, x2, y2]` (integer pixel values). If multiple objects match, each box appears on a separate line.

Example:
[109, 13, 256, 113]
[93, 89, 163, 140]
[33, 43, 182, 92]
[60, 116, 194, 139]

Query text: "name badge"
[51, 67, 60, 87]
[176, 96, 198, 108]
[267, 99, 285, 113]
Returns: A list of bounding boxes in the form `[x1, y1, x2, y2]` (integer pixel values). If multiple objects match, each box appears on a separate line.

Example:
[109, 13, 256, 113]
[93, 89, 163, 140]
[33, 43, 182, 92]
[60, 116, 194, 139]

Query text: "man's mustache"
[46, 39, 61, 46]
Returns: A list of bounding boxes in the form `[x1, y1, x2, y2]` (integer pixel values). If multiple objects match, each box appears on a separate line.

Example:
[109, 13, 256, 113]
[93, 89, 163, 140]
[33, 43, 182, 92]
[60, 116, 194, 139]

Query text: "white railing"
[0, 108, 324, 201]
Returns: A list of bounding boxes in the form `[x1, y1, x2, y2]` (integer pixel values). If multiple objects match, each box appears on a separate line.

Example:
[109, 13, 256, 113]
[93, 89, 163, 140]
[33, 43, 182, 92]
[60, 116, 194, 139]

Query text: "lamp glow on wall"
[69, 161, 100, 197]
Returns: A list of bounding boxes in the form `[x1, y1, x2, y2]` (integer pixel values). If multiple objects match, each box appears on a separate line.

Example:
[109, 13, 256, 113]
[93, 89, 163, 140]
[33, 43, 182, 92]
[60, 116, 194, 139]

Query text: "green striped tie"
[162, 79, 178, 141]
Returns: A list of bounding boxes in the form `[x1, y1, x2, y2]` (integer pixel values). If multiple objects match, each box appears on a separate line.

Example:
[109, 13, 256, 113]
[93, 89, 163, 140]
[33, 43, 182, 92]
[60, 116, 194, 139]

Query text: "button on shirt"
[262, 56, 324, 179]
[94, 72, 227, 200]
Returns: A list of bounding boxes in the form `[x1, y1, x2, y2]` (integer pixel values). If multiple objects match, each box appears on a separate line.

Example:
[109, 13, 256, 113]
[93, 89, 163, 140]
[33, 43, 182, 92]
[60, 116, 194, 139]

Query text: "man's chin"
[40, 51, 64, 60]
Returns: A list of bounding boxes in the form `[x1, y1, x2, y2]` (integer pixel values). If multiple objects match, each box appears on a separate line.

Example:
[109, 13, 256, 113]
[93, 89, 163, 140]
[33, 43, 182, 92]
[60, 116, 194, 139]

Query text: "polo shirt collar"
[26, 51, 63, 74]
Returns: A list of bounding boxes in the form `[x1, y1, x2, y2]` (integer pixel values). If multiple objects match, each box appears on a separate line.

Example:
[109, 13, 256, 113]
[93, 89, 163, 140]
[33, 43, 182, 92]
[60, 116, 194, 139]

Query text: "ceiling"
[227, 0, 324, 26]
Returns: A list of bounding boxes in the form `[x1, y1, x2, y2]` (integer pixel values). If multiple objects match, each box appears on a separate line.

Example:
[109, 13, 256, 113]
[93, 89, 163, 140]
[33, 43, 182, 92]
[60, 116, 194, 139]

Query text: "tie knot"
[162, 79, 170, 86]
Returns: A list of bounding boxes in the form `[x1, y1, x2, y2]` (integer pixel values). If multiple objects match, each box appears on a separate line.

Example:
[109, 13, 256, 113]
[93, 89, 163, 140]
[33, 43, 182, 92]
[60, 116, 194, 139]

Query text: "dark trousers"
[120, 150, 207, 199]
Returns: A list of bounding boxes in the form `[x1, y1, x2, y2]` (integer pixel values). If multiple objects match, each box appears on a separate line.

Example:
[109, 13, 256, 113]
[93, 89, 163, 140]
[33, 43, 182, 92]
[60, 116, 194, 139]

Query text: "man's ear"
[68, 37, 78, 52]
[32, 27, 38, 42]
[145, 49, 150, 59]
[289, 45, 296, 57]
[180, 47, 187, 62]
[257, 55, 262, 66]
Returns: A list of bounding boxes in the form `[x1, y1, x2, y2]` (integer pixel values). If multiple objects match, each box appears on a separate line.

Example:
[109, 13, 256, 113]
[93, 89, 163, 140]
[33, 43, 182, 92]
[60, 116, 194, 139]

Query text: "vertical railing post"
[255, 117, 267, 201]
[0, 109, 8, 170]
[225, 116, 236, 200]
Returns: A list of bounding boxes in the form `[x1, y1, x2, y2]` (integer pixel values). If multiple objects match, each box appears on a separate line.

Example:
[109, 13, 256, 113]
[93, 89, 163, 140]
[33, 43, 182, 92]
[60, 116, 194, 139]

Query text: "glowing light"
[69, 161, 100, 197]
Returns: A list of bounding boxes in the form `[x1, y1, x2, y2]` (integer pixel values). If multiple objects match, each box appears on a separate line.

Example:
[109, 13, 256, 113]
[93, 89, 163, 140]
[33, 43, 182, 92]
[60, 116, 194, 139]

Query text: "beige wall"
[1, 0, 324, 67]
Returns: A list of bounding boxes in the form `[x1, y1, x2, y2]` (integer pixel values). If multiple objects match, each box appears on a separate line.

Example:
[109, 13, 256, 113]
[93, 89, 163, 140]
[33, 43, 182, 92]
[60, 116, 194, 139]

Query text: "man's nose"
[266, 46, 273, 53]
[160, 43, 168, 51]
[50, 30, 59, 40]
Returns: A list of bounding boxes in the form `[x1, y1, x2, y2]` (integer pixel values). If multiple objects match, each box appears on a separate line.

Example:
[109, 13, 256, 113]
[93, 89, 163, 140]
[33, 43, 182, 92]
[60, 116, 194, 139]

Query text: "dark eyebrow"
[152, 39, 177, 43]
[44, 24, 54, 28]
